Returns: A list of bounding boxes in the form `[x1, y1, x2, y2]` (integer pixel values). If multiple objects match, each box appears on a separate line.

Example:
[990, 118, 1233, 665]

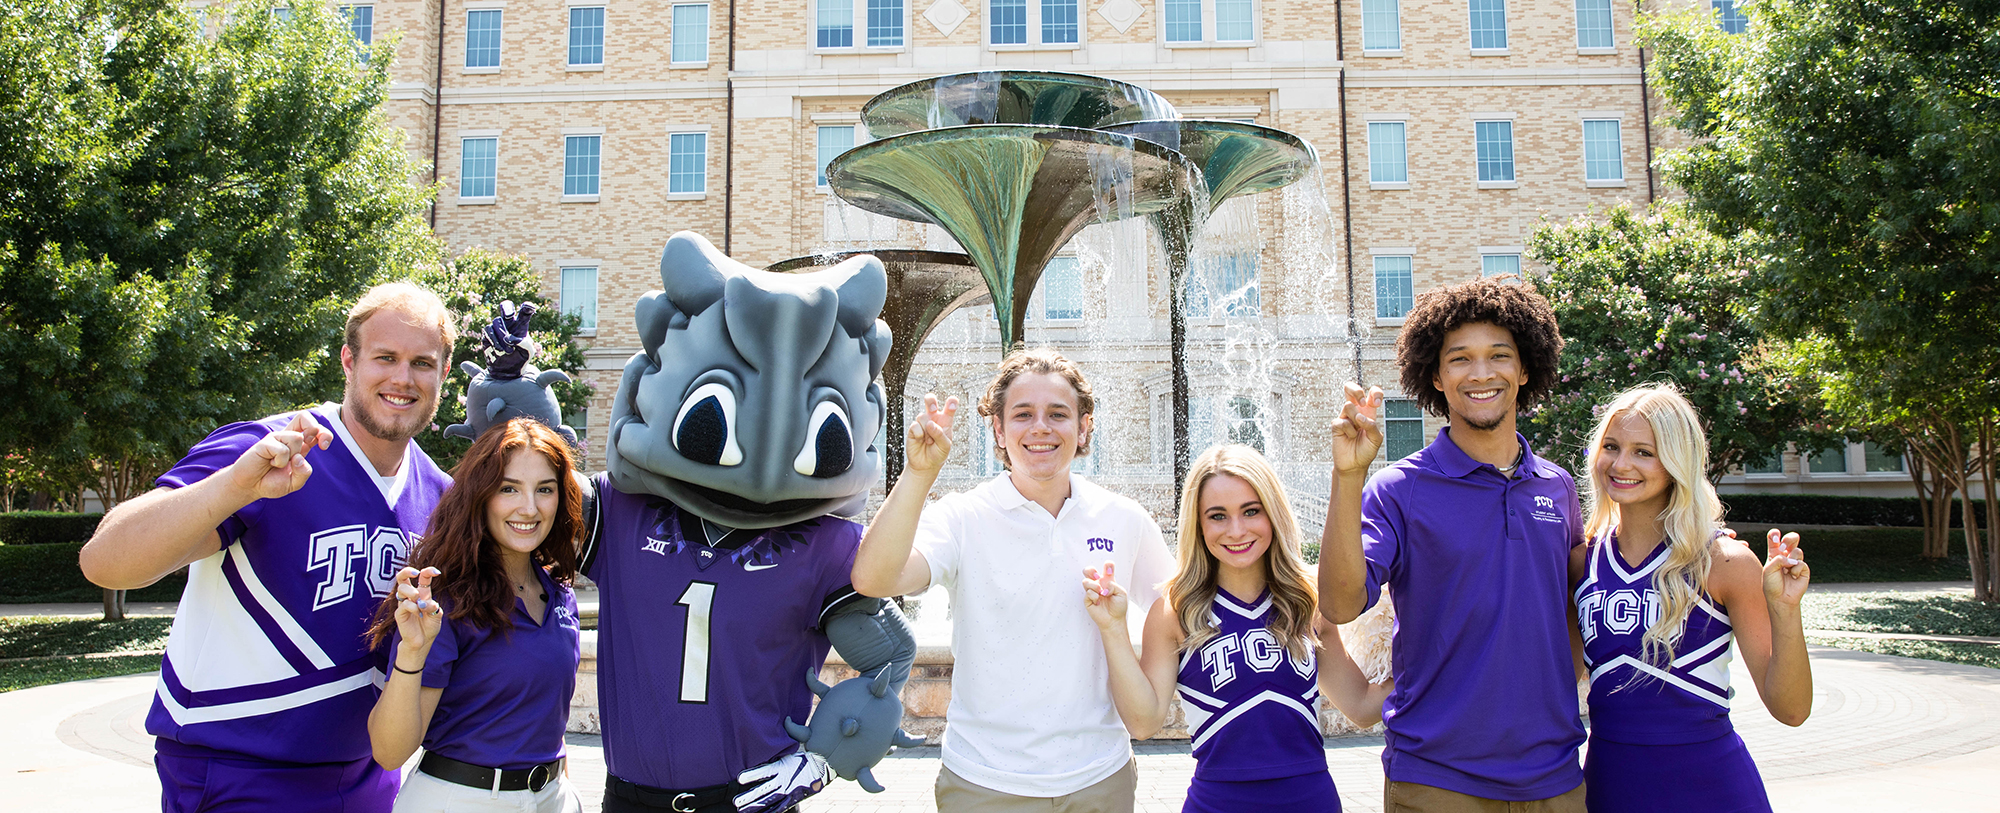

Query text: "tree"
[1641, 0, 2000, 598]
[1520, 203, 1827, 480]
[415, 250, 592, 472]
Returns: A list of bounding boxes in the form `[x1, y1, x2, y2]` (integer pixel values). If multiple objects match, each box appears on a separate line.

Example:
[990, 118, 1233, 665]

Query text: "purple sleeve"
[1564, 474, 1585, 548]
[155, 418, 283, 547]
[1358, 473, 1404, 613]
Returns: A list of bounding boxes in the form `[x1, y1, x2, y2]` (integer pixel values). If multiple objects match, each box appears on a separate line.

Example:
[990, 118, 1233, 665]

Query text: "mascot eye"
[673, 382, 744, 466]
[793, 401, 853, 478]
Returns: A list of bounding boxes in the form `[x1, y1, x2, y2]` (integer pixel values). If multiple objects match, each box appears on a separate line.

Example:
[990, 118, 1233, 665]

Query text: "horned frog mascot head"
[606, 231, 891, 529]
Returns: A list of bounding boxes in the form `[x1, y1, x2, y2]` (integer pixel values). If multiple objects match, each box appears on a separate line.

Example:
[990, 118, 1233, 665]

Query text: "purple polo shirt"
[1360, 427, 1585, 801]
[394, 567, 581, 770]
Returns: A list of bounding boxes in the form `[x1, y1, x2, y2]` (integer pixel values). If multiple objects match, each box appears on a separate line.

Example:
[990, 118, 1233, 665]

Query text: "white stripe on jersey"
[164, 549, 312, 693]
[1188, 690, 1318, 751]
[227, 542, 336, 670]
[156, 667, 380, 726]
[1588, 655, 1731, 707]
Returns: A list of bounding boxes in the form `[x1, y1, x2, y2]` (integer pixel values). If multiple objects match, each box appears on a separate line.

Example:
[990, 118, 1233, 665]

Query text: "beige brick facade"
[350, 0, 1705, 514]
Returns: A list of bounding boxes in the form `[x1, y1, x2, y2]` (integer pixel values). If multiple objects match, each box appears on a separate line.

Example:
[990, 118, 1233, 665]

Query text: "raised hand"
[1331, 383, 1385, 476]
[228, 411, 332, 501]
[1081, 562, 1130, 631]
[1762, 530, 1810, 606]
[904, 394, 958, 474]
[391, 566, 445, 666]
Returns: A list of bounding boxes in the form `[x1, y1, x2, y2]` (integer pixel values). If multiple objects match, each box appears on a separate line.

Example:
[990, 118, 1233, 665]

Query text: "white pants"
[393, 763, 583, 813]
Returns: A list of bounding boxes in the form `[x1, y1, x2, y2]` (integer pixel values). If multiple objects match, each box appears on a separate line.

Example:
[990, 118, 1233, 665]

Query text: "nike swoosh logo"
[744, 562, 778, 572]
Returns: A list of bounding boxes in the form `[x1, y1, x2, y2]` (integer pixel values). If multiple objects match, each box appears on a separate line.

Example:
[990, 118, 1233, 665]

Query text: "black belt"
[418, 752, 563, 793]
[606, 775, 745, 813]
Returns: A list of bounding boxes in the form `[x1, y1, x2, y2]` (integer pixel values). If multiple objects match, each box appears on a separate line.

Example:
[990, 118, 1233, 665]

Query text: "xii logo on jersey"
[643, 537, 671, 556]
[307, 525, 412, 611]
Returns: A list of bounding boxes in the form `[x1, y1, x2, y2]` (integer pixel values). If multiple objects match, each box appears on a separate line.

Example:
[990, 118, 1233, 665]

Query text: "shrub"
[1720, 494, 1988, 528]
[0, 512, 103, 545]
[0, 542, 185, 603]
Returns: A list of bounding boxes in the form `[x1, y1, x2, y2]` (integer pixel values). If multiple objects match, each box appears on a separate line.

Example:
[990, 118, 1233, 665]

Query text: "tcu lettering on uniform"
[1576, 587, 1661, 643]
[308, 525, 410, 611]
[1199, 629, 1313, 688]
[1534, 495, 1555, 509]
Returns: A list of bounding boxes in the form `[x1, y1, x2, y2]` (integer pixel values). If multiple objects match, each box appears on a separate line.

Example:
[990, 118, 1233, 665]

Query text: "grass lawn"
[1802, 591, 2000, 637]
[0, 616, 169, 693]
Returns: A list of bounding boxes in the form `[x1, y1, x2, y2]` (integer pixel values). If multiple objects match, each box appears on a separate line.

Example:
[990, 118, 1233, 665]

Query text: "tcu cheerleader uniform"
[1176, 590, 1338, 813]
[1574, 533, 1772, 813]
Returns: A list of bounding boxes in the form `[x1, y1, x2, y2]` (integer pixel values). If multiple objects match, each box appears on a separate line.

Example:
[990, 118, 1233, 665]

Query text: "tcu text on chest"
[1576, 586, 1663, 644]
[307, 525, 412, 611]
[1196, 628, 1314, 688]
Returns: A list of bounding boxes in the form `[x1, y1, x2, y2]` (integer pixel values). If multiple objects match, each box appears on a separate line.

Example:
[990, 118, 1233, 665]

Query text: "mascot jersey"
[148, 405, 450, 764]
[582, 474, 866, 789]
[1177, 589, 1328, 781]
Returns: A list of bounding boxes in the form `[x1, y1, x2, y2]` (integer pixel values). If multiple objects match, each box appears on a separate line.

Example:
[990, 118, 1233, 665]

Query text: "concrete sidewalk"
[6, 645, 1997, 812]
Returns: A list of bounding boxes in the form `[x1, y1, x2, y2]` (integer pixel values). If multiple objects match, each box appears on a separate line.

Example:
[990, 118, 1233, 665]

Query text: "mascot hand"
[732, 748, 830, 813]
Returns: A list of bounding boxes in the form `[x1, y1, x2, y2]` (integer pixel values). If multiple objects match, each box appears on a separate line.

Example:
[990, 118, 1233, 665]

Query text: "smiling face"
[1594, 411, 1674, 515]
[1432, 321, 1527, 433]
[340, 308, 447, 444]
[994, 371, 1092, 486]
[486, 448, 561, 562]
[1199, 473, 1273, 577]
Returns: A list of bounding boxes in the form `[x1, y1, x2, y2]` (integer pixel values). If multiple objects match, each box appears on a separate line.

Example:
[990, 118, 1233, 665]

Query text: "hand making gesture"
[1331, 383, 1385, 476]
[1081, 562, 1129, 632]
[390, 566, 445, 670]
[1762, 530, 1810, 607]
[904, 394, 958, 474]
[227, 410, 333, 500]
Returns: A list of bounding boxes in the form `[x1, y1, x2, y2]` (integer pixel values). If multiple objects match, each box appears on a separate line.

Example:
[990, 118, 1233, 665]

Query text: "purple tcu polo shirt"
[1360, 427, 1586, 801]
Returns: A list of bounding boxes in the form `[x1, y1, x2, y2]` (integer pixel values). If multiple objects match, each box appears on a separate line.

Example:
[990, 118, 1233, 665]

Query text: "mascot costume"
[458, 232, 919, 812]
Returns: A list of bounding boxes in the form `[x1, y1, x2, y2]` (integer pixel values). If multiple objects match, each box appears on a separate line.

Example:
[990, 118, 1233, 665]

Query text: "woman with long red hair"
[366, 418, 585, 812]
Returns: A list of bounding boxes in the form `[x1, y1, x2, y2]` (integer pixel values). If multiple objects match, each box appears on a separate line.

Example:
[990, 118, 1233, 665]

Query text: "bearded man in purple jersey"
[82, 283, 459, 813]
[1318, 278, 1588, 813]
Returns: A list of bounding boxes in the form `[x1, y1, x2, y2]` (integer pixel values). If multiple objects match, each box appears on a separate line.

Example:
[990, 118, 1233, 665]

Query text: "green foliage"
[0, 512, 104, 545]
[0, 0, 438, 498]
[0, 542, 186, 602]
[1724, 494, 1989, 528]
[0, 654, 163, 693]
[1803, 592, 2000, 637]
[414, 249, 592, 472]
[0, 616, 173, 659]
[1520, 203, 1826, 477]
[1776, 528, 1970, 583]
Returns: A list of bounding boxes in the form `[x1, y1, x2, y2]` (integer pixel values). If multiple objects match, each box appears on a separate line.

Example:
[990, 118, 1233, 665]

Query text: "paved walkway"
[6, 645, 1997, 812]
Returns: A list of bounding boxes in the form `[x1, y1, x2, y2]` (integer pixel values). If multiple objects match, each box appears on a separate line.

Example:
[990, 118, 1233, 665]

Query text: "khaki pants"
[935, 760, 1138, 813]
[1385, 780, 1586, 813]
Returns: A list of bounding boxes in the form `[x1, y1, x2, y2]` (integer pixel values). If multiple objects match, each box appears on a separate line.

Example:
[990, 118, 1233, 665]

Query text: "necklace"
[1495, 447, 1525, 476]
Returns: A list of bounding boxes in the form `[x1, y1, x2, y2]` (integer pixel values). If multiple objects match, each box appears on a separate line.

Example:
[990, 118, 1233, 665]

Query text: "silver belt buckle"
[671, 792, 697, 812]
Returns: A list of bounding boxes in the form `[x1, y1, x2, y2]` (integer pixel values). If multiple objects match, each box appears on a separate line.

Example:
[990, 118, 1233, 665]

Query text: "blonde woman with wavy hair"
[1083, 445, 1388, 813]
[1571, 383, 1813, 813]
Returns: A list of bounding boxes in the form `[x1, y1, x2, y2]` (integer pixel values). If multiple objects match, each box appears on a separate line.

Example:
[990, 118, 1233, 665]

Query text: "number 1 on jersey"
[677, 582, 716, 703]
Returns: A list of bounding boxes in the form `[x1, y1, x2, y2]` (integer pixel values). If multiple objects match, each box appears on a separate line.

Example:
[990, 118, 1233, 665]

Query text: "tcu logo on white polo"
[1198, 629, 1313, 688]
[308, 525, 411, 611]
[1576, 587, 1660, 643]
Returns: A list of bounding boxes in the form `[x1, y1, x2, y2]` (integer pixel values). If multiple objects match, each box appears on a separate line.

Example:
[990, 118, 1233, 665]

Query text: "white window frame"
[1371, 250, 1415, 324]
[1712, 0, 1747, 34]
[987, 0, 1085, 50]
[667, 129, 710, 199]
[559, 263, 600, 334]
[814, 0, 909, 51]
[816, 124, 858, 189]
[1581, 114, 1627, 186]
[1468, 0, 1508, 55]
[1478, 248, 1523, 278]
[1574, 0, 1614, 53]
[1383, 397, 1426, 460]
[342, 5, 374, 46]
[566, 4, 607, 71]
[1030, 255, 1085, 323]
[1473, 115, 1517, 189]
[1360, 0, 1401, 55]
[463, 6, 503, 73]
[562, 127, 605, 203]
[1366, 115, 1409, 189]
[457, 131, 500, 204]
[670, 3, 709, 66]
[1159, 0, 1256, 47]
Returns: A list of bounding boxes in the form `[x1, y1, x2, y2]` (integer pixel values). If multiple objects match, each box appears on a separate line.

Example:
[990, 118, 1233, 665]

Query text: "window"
[1807, 445, 1848, 474]
[1575, 0, 1612, 49]
[818, 0, 854, 47]
[343, 5, 373, 45]
[669, 133, 707, 194]
[566, 406, 589, 443]
[991, 0, 1026, 44]
[466, 9, 502, 68]
[1385, 399, 1424, 460]
[1469, 0, 1507, 50]
[568, 7, 605, 67]
[1583, 119, 1623, 182]
[671, 4, 708, 63]
[1863, 441, 1904, 473]
[816, 125, 856, 188]
[1712, 0, 1746, 34]
[1481, 254, 1520, 277]
[1189, 251, 1258, 318]
[1742, 448, 1784, 475]
[1374, 255, 1413, 319]
[1043, 0, 1080, 44]
[1041, 257, 1082, 320]
[1215, 0, 1252, 41]
[460, 137, 497, 199]
[868, 0, 905, 46]
[1361, 0, 1400, 51]
[1475, 120, 1514, 183]
[1164, 0, 1201, 42]
[989, 0, 1077, 45]
[564, 135, 601, 197]
[561, 266, 598, 332]
[1164, 0, 1252, 44]
[1368, 122, 1407, 184]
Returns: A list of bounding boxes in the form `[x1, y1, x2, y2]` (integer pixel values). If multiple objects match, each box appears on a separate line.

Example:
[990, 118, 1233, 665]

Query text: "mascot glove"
[733, 748, 830, 813]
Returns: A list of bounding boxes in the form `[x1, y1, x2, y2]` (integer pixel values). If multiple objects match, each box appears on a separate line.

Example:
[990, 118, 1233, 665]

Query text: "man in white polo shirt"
[856, 347, 1174, 813]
